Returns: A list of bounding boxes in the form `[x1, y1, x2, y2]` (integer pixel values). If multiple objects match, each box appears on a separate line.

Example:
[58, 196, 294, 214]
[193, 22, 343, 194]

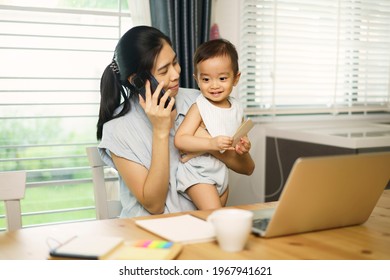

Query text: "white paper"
[135, 214, 216, 244]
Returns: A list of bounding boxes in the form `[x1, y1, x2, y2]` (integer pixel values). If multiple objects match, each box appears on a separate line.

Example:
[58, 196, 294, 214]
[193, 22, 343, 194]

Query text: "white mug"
[207, 208, 253, 252]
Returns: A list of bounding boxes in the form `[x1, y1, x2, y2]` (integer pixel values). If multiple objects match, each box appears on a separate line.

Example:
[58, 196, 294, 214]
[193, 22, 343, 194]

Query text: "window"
[239, 0, 390, 118]
[0, 0, 131, 229]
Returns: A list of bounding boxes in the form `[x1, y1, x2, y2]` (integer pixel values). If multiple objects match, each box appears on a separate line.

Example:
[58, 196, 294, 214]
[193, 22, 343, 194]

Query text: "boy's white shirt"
[196, 94, 243, 139]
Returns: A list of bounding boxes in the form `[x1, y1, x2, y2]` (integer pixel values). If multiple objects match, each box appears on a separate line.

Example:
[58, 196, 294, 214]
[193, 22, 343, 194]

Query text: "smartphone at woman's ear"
[131, 72, 175, 110]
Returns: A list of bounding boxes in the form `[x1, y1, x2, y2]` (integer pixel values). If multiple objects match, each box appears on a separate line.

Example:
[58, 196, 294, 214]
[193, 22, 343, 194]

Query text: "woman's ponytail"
[96, 64, 130, 140]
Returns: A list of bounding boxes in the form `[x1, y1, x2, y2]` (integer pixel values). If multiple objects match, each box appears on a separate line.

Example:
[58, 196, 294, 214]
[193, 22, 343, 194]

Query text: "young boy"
[174, 39, 249, 210]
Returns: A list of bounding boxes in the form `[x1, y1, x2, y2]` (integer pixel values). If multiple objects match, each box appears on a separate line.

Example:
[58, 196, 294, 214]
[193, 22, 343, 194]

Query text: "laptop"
[252, 152, 390, 238]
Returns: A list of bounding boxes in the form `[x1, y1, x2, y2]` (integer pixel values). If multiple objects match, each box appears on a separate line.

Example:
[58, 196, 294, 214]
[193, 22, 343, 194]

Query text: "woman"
[97, 25, 254, 217]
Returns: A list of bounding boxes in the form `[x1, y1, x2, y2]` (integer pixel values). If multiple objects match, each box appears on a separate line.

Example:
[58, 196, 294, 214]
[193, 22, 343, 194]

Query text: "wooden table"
[1, 190, 389, 260]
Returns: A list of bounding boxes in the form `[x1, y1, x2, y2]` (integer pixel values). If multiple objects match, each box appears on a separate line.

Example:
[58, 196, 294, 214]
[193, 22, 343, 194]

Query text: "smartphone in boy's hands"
[131, 72, 175, 110]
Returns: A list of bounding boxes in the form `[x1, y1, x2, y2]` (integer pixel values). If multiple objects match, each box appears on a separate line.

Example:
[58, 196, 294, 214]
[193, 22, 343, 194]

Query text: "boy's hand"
[234, 136, 251, 155]
[211, 136, 235, 151]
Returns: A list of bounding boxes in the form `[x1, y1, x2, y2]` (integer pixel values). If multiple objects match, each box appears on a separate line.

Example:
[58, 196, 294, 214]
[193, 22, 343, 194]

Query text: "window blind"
[0, 1, 131, 227]
[239, 0, 390, 117]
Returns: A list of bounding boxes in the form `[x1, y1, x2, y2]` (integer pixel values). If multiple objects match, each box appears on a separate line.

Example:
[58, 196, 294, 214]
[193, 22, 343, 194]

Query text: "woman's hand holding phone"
[132, 72, 175, 111]
[138, 80, 175, 136]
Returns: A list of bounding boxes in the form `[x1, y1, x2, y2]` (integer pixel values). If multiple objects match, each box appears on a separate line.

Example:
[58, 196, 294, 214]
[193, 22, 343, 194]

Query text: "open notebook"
[135, 214, 216, 244]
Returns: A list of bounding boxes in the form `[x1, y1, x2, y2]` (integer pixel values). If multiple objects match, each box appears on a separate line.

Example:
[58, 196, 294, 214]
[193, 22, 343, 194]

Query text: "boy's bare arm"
[174, 104, 212, 152]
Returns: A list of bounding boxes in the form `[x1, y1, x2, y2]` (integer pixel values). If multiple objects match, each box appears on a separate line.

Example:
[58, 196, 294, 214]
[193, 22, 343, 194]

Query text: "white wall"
[212, 0, 241, 46]
[211, 0, 241, 98]
[227, 125, 266, 205]
[212, 0, 266, 206]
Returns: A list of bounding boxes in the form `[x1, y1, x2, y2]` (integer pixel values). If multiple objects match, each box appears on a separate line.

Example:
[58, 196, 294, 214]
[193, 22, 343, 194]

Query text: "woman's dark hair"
[193, 38, 239, 76]
[97, 26, 172, 140]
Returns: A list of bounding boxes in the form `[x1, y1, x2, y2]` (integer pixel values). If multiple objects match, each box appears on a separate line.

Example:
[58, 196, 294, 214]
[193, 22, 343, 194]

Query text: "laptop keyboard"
[253, 218, 270, 231]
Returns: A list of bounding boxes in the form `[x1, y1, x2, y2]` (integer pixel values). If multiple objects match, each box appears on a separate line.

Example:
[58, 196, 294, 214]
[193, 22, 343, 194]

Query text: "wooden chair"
[0, 171, 26, 231]
[85, 146, 122, 219]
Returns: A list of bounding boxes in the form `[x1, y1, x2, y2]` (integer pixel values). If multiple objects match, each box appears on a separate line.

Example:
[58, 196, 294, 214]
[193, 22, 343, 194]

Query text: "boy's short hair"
[193, 39, 239, 75]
